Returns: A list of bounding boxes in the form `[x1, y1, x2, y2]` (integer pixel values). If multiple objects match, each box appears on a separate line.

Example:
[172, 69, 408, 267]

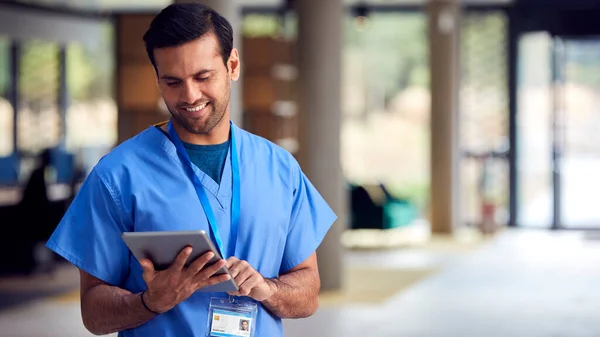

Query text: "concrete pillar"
[296, 0, 345, 291]
[176, 0, 243, 126]
[428, 0, 461, 234]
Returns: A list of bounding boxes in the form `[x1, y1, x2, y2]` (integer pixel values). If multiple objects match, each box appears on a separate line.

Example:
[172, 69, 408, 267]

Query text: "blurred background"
[1, 0, 600, 336]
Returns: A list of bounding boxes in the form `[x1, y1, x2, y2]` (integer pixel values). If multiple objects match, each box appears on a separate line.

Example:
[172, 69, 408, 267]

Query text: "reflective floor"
[2, 228, 600, 337]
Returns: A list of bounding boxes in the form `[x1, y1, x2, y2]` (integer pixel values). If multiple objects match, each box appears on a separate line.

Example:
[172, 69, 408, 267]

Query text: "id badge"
[207, 297, 258, 337]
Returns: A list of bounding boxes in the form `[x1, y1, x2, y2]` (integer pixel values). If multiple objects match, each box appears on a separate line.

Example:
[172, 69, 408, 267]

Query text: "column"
[428, 0, 461, 234]
[296, 0, 345, 291]
[176, 0, 243, 126]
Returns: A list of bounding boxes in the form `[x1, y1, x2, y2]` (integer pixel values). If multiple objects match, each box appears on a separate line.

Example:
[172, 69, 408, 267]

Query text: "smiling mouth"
[183, 102, 209, 112]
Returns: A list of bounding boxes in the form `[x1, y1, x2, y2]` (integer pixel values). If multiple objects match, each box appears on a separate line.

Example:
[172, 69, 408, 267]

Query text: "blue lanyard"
[167, 120, 240, 259]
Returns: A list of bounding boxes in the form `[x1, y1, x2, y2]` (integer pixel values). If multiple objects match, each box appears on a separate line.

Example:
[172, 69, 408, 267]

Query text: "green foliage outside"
[19, 40, 59, 108]
[67, 23, 115, 101]
[344, 13, 429, 93]
[0, 37, 9, 96]
[17, 22, 114, 107]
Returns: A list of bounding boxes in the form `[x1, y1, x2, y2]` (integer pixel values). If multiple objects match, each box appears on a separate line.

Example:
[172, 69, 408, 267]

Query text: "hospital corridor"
[2, 0, 600, 336]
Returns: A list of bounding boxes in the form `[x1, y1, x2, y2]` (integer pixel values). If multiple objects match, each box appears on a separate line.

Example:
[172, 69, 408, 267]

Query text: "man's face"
[154, 33, 239, 135]
[242, 321, 248, 330]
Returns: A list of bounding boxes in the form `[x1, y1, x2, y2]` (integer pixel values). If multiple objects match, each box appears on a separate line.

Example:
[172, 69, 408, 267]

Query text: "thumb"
[140, 258, 156, 282]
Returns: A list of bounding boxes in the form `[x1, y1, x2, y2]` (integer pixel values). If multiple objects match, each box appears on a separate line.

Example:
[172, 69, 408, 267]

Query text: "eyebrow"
[160, 69, 214, 81]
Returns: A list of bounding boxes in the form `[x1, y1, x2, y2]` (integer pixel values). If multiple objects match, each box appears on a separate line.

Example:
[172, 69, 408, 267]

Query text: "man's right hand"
[140, 247, 230, 314]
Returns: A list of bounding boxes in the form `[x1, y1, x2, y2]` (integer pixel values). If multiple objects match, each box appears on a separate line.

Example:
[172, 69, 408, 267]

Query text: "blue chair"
[0, 153, 20, 186]
[50, 147, 74, 184]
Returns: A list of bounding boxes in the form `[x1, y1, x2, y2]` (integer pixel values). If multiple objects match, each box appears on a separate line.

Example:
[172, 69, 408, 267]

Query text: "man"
[241, 320, 249, 331]
[45, 3, 336, 337]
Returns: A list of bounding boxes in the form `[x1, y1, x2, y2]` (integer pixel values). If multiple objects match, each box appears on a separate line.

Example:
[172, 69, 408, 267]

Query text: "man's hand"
[140, 246, 231, 313]
[226, 257, 276, 302]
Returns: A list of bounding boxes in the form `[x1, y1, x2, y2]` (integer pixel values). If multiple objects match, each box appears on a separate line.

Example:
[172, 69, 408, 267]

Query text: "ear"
[228, 48, 241, 82]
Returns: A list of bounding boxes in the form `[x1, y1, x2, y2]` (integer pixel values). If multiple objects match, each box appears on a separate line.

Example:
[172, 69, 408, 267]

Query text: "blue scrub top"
[46, 123, 337, 337]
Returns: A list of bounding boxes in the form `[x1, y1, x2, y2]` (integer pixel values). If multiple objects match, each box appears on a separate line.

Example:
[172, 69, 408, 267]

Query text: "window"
[342, 12, 430, 218]
[17, 39, 60, 155]
[65, 22, 117, 152]
[459, 11, 509, 227]
[0, 36, 12, 157]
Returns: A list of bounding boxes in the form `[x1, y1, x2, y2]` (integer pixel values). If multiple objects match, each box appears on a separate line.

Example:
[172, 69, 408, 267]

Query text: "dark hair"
[143, 3, 233, 72]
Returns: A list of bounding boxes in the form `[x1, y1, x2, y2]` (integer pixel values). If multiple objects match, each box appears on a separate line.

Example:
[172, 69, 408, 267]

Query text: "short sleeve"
[45, 170, 131, 286]
[280, 162, 337, 274]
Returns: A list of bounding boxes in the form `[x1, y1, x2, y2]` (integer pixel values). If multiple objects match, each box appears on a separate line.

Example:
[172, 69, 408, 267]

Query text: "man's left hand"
[226, 257, 276, 301]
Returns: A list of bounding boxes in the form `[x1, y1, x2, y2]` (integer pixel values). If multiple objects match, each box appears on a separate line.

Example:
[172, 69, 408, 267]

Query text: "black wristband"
[141, 291, 161, 315]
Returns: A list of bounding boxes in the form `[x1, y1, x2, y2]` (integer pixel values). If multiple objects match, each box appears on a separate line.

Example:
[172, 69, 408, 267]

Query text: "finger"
[236, 274, 262, 297]
[230, 260, 253, 282]
[225, 256, 239, 269]
[234, 267, 255, 287]
[226, 288, 244, 297]
[140, 258, 156, 283]
[227, 259, 250, 279]
[187, 251, 215, 275]
[193, 259, 227, 283]
[170, 246, 192, 271]
[227, 261, 242, 279]
[199, 273, 232, 290]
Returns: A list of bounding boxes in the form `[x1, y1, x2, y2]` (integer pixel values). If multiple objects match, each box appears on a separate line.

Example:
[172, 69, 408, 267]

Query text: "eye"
[165, 80, 180, 87]
[196, 76, 210, 82]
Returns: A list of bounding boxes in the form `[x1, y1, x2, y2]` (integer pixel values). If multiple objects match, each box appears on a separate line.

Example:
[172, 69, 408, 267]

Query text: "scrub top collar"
[152, 121, 238, 207]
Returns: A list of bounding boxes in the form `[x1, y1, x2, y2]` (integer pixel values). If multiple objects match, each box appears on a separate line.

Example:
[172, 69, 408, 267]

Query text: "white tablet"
[121, 230, 238, 293]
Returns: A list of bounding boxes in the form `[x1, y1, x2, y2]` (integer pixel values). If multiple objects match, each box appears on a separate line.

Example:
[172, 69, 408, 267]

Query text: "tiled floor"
[287, 229, 600, 337]
[2, 228, 600, 337]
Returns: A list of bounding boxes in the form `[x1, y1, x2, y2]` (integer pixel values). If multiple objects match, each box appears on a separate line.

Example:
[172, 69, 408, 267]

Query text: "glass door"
[516, 32, 554, 228]
[557, 37, 600, 229]
[517, 34, 600, 229]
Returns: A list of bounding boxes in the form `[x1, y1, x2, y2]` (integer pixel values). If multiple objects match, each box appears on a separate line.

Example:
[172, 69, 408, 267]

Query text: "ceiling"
[4, 0, 514, 13]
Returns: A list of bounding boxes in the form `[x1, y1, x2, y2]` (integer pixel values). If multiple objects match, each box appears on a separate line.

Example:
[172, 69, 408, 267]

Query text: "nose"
[180, 81, 202, 106]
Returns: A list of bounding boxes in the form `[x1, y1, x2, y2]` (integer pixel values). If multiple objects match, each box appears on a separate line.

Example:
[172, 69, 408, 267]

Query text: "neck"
[172, 118, 230, 145]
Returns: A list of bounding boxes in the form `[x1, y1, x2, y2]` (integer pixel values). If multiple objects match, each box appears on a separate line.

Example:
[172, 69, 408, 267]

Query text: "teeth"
[185, 103, 208, 112]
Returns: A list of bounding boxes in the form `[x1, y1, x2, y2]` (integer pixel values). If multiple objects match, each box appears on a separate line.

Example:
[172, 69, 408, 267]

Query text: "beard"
[168, 84, 231, 135]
